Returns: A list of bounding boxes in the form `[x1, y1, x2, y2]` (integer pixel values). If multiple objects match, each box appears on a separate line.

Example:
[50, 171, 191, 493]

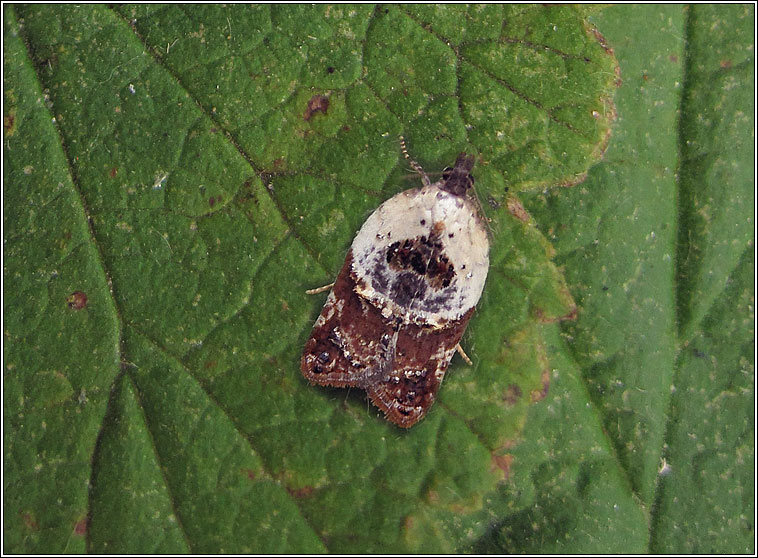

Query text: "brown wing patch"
[366, 308, 472, 427]
[301, 251, 475, 428]
[366, 358, 447, 428]
[301, 252, 395, 387]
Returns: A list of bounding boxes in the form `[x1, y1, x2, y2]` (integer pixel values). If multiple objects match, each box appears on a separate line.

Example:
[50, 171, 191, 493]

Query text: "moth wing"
[365, 354, 450, 428]
[366, 310, 474, 428]
[301, 254, 396, 388]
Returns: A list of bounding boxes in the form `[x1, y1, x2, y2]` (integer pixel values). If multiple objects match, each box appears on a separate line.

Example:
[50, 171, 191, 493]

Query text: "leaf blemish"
[304, 94, 330, 121]
[67, 291, 88, 310]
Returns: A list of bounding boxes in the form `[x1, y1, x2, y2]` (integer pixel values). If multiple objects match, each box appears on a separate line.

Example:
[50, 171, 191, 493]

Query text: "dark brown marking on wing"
[385, 223, 456, 291]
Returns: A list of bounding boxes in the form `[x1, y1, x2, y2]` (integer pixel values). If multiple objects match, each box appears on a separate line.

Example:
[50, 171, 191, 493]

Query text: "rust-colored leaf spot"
[720, 59, 732, 69]
[535, 299, 577, 324]
[502, 384, 522, 407]
[74, 517, 88, 536]
[287, 485, 315, 498]
[506, 196, 530, 223]
[304, 94, 329, 121]
[204, 360, 217, 370]
[21, 511, 38, 530]
[4, 111, 16, 137]
[530, 368, 551, 403]
[491, 454, 513, 479]
[238, 178, 260, 205]
[109, 167, 118, 178]
[562, 306, 578, 322]
[67, 291, 88, 310]
[245, 468, 257, 480]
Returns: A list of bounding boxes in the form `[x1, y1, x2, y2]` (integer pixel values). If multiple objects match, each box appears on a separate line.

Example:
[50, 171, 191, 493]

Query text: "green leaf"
[475, 4, 753, 554]
[4, 4, 751, 555]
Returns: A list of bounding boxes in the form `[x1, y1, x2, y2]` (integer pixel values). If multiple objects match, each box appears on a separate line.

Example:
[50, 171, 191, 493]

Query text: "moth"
[301, 150, 489, 427]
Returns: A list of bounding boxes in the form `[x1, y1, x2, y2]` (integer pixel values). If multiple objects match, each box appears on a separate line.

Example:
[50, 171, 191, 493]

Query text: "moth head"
[440, 153, 476, 197]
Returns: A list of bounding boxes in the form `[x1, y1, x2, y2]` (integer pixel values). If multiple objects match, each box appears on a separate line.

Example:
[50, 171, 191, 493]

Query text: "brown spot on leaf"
[720, 59, 732, 69]
[4, 111, 16, 136]
[287, 485, 315, 498]
[491, 454, 513, 480]
[502, 384, 522, 407]
[245, 468, 257, 480]
[74, 517, 88, 536]
[238, 179, 260, 206]
[562, 305, 578, 321]
[530, 368, 551, 403]
[109, 167, 118, 178]
[535, 300, 578, 324]
[556, 171, 589, 188]
[506, 197, 530, 223]
[21, 511, 38, 530]
[304, 94, 330, 121]
[67, 291, 88, 310]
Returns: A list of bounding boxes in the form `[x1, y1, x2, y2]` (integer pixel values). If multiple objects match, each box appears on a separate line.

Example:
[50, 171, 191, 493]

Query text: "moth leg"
[305, 282, 335, 295]
[455, 343, 473, 366]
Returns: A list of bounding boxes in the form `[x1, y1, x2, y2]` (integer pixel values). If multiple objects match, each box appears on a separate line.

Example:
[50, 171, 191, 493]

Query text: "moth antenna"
[399, 135, 431, 188]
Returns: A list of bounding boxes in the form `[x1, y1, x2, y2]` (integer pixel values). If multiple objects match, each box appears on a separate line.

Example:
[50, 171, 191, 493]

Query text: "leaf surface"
[4, 4, 751, 554]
